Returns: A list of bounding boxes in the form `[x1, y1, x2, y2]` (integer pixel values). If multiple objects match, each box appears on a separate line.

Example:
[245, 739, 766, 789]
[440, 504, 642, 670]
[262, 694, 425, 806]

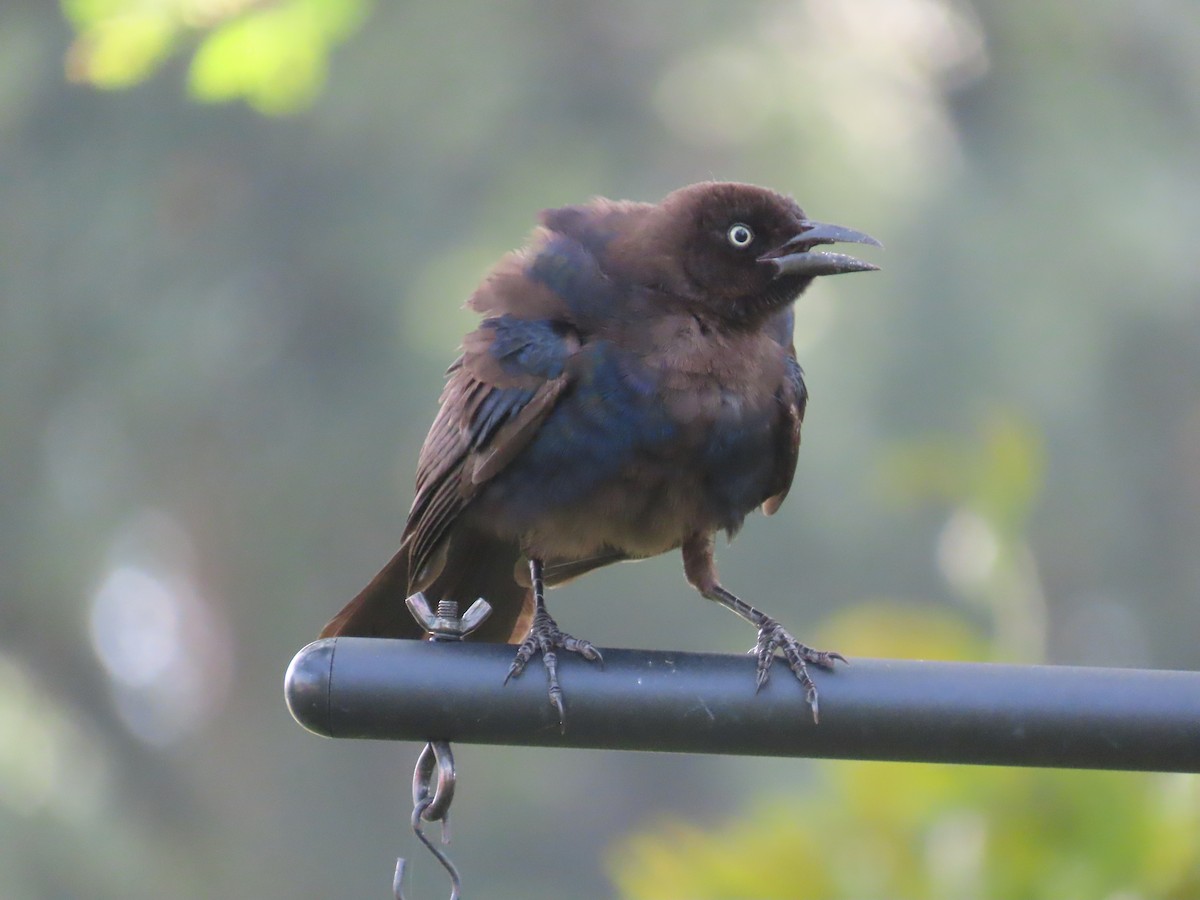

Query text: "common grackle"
[320, 182, 880, 723]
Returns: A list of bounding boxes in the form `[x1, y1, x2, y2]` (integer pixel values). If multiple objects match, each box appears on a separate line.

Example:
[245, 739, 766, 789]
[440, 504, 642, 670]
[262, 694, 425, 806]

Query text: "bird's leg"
[504, 557, 603, 726]
[682, 533, 844, 722]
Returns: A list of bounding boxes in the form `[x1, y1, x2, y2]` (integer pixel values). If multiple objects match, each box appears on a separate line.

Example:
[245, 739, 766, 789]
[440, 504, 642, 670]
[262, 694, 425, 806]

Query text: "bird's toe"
[504, 608, 603, 729]
[752, 617, 844, 723]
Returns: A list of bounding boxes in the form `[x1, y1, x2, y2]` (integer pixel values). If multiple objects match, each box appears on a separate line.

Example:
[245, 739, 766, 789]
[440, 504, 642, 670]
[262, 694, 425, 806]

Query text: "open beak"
[760, 220, 882, 278]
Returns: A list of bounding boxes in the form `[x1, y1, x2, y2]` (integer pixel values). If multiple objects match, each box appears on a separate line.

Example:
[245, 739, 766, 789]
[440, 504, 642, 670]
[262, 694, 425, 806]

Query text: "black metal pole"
[285, 637, 1200, 773]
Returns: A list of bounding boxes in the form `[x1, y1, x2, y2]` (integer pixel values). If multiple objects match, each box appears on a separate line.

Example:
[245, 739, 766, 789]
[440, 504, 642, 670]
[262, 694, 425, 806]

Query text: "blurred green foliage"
[6, 0, 1200, 897]
[62, 0, 369, 112]
[880, 411, 1050, 661]
[613, 753, 1200, 899]
[881, 411, 1044, 547]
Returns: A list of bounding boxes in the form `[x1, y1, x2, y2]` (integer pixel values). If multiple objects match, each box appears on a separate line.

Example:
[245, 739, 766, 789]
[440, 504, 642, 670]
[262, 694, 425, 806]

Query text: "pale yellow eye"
[727, 223, 754, 248]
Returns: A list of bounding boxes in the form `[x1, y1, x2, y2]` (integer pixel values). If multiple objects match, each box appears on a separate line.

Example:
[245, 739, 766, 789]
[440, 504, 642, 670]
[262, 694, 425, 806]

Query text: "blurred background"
[3, 0, 1200, 897]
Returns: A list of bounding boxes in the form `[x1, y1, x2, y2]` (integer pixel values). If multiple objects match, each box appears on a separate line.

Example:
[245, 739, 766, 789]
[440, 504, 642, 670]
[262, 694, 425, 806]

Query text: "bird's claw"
[504, 607, 603, 729]
[751, 616, 843, 723]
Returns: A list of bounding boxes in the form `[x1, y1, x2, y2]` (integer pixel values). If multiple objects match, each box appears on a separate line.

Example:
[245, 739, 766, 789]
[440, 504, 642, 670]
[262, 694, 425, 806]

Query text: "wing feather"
[403, 316, 580, 584]
[762, 344, 808, 517]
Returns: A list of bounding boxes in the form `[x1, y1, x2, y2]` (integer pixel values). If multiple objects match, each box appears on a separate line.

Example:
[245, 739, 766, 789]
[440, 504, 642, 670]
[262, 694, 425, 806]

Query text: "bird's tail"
[318, 529, 532, 643]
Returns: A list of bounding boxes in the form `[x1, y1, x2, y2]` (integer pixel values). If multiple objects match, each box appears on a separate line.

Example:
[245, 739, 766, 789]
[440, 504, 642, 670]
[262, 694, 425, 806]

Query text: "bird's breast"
[474, 328, 787, 560]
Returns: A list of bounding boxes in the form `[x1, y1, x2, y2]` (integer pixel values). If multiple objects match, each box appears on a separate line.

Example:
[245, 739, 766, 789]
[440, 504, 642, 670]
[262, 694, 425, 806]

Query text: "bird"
[320, 181, 880, 723]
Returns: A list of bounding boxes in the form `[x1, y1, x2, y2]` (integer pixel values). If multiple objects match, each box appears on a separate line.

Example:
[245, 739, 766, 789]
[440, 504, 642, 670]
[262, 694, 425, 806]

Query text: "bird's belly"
[475, 380, 777, 560]
[514, 466, 719, 560]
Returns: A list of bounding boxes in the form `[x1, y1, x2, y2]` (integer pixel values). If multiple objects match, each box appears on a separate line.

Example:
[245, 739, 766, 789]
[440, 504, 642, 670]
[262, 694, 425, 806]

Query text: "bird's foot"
[752, 616, 845, 723]
[504, 606, 603, 727]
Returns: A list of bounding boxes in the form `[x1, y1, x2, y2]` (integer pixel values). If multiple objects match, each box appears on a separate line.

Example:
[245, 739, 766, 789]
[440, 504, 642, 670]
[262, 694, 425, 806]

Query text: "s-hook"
[393, 594, 492, 900]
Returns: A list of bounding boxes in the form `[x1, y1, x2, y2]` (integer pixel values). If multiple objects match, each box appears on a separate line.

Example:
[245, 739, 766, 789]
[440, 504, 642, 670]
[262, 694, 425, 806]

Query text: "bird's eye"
[727, 223, 754, 248]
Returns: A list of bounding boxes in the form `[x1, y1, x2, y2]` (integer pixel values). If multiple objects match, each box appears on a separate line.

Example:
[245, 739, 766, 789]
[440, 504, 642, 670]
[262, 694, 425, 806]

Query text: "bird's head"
[535, 182, 880, 330]
[641, 182, 880, 327]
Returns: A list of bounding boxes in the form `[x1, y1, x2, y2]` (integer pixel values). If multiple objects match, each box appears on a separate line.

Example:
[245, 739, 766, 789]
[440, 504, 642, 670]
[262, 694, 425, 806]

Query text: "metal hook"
[412, 738, 457, 823]
[394, 741, 461, 900]
[394, 594, 492, 899]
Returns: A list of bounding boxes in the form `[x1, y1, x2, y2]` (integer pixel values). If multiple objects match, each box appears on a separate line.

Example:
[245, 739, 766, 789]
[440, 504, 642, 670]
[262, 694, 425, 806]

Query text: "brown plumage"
[321, 181, 880, 721]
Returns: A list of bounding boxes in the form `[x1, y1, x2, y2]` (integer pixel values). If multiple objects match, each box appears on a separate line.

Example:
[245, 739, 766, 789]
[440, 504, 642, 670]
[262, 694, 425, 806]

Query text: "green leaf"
[66, 13, 177, 89]
[188, 9, 325, 114]
[61, 0, 372, 112]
